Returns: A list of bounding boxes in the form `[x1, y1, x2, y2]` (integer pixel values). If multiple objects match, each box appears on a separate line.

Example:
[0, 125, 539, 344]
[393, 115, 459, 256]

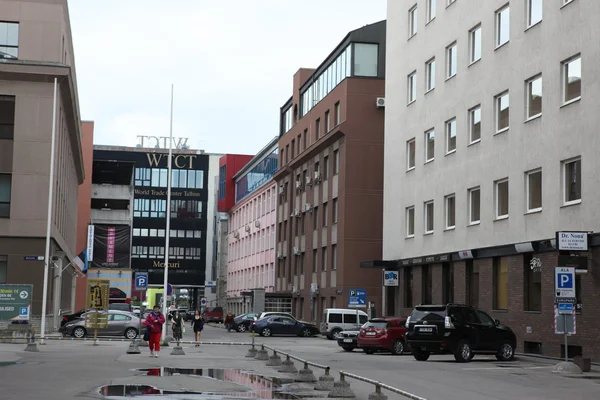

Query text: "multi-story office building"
[0, 0, 84, 331]
[274, 21, 387, 323]
[92, 145, 221, 309]
[218, 139, 282, 315]
[379, 0, 599, 360]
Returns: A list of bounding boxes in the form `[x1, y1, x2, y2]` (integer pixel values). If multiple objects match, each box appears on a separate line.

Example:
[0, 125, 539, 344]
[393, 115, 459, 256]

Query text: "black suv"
[405, 304, 517, 363]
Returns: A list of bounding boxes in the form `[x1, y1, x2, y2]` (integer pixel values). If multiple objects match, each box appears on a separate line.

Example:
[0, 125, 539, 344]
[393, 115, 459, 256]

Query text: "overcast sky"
[68, 0, 386, 155]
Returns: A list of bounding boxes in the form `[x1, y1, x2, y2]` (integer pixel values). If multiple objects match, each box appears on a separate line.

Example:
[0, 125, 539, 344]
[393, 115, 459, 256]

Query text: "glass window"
[468, 187, 481, 224]
[0, 255, 6, 283]
[442, 263, 454, 303]
[528, 0, 543, 27]
[466, 261, 479, 307]
[495, 179, 509, 218]
[563, 158, 581, 204]
[0, 174, 11, 218]
[493, 257, 509, 310]
[563, 56, 581, 103]
[353, 43, 378, 77]
[0, 95, 16, 139]
[333, 150, 339, 175]
[404, 267, 413, 307]
[469, 105, 481, 143]
[470, 25, 482, 63]
[496, 5, 510, 47]
[425, 130, 435, 162]
[527, 75, 543, 118]
[526, 169, 542, 212]
[407, 139, 416, 170]
[445, 118, 456, 153]
[424, 201, 434, 233]
[426, 58, 435, 91]
[332, 199, 338, 224]
[422, 265, 433, 304]
[445, 195, 455, 229]
[495, 91, 509, 132]
[334, 102, 341, 125]
[427, 0, 436, 21]
[331, 244, 337, 270]
[321, 247, 327, 271]
[524, 254, 542, 311]
[0, 22, 19, 59]
[409, 5, 418, 37]
[446, 43, 457, 78]
[406, 206, 415, 237]
[476, 310, 495, 326]
[343, 313, 357, 324]
[407, 72, 417, 103]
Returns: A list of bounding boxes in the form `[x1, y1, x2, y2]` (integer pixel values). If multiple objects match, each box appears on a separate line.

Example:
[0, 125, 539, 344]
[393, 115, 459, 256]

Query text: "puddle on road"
[0, 361, 20, 367]
[99, 368, 300, 399]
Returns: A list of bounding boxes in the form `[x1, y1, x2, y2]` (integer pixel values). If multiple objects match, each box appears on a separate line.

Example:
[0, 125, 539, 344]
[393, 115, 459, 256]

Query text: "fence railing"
[262, 343, 329, 372]
[340, 370, 428, 400]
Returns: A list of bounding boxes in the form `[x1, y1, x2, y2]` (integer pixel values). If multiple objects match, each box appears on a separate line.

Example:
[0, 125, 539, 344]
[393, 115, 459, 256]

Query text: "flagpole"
[161, 84, 174, 341]
[40, 77, 58, 344]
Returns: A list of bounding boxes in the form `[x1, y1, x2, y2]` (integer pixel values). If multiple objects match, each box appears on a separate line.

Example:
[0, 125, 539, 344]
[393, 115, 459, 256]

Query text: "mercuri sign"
[0, 284, 33, 321]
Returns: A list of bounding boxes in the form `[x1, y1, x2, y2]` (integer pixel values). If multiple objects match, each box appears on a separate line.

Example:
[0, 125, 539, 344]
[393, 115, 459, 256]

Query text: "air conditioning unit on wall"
[376, 97, 385, 108]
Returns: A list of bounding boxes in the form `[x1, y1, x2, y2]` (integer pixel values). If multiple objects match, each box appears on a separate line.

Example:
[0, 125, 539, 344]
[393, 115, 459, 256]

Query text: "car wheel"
[454, 339, 473, 363]
[73, 327, 86, 338]
[391, 339, 405, 355]
[301, 328, 312, 337]
[125, 328, 138, 340]
[496, 341, 515, 361]
[330, 329, 343, 340]
[342, 346, 355, 352]
[363, 348, 375, 355]
[412, 348, 430, 361]
[261, 328, 272, 337]
[237, 324, 247, 333]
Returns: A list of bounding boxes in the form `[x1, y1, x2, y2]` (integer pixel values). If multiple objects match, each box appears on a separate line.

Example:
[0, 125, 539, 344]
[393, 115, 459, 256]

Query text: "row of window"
[0, 174, 10, 218]
[228, 227, 276, 261]
[284, 150, 341, 200]
[230, 185, 277, 231]
[228, 264, 275, 293]
[279, 199, 339, 242]
[235, 150, 278, 202]
[133, 199, 203, 219]
[132, 228, 202, 238]
[0, 22, 19, 60]
[406, 55, 581, 169]
[0, 96, 15, 139]
[405, 158, 581, 236]
[134, 167, 204, 189]
[277, 244, 338, 279]
[131, 246, 202, 259]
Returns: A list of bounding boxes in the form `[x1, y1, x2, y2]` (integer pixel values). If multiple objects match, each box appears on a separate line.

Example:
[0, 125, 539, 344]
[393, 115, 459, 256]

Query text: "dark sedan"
[250, 315, 319, 337]
[234, 313, 259, 332]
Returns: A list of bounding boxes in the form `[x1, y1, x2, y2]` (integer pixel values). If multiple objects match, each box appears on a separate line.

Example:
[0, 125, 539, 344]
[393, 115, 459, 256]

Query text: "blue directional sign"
[348, 289, 367, 308]
[558, 303, 574, 315]
[134, 272, 148, 291]
[555, 267, 576, 300]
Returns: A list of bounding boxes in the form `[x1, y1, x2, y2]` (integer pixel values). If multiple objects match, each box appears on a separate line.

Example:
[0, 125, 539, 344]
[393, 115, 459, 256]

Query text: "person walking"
[191, 309, 204, 347]
[172, 310, 184, 344]
[224, 312, 235, 332]
[145, 305, 166, 357]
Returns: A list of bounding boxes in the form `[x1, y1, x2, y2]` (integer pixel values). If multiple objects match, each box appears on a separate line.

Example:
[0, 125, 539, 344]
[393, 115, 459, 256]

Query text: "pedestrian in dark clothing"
[172, 310, 184, 343]
[191, 310, 204, 347]
[224, 312, 235, 332]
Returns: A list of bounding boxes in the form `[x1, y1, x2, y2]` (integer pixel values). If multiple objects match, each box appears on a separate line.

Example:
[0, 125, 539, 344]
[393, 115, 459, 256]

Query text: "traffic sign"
[348, 289, 367, 308]
[0, 284, 33, 321]
[200, 298, 207, 306]
[205, 281, 216, 288]
[134, 272, 148, 291]
[555, 267, 576, 299]
[87, 279, 110, 310]
[558, 303, 574, 315]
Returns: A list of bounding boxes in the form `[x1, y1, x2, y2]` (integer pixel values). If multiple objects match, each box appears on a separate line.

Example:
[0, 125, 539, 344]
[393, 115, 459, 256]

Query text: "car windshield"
[363, 321, 388, 329]
[410, 308, 446, 321]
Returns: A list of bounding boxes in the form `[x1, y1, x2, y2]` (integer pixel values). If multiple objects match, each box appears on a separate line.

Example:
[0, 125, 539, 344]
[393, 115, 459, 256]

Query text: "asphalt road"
[0, 324, 597, 400]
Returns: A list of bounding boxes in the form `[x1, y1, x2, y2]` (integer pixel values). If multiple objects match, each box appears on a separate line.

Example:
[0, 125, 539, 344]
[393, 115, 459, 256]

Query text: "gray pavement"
[0, 325, 598, 400]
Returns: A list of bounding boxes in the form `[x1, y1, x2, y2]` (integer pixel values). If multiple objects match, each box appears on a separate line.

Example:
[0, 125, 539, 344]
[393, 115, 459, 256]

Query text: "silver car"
[62, 310, 145, 339]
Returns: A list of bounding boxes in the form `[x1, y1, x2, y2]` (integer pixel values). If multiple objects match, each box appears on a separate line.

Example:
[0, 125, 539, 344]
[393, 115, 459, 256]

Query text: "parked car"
[320, 308, 368, 340]
[258, 311, 294, 320]
[358, 317, 407, 355]
[61, 309, 86, 327]
[60, 310, 146, 339]
[336, 330, 360, 352]
[250, 315, 319, 337]
[405, 304, 517, 363]
[234, 313, 259, 332]
[203, 306, 224, 323]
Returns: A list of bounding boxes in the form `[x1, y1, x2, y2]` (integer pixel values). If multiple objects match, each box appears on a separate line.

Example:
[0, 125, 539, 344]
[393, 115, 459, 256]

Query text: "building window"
[171, 200, 202, 219]
[218, 165, 227, 199]
[446, 42, 457, 78]
[321, 247, 327, 271]
[333, 149, 339, 175]
[316, 119, 321, 139]
[0, 22, 19, 59]
[407, 72, 417, 104]
[526, 75, 543, 119]
[406, 206, 415, 237]
[323, 156, 329, 180]
[331, 244, 337, 270]
[425, 58, 435, 92]
[527, 0, 543, 27]
[442, 263, 454, 303]
[495, 178, 509, 219]
[323, 202, 328, 227]
[468, 105, 482, 144]
[303, 129, 308, 150]
[134, 168, 151, 186]
[468, 187, 481, 225]
[409, 5, 418, 37]
[0, 95, 15, 139]
[427, 0, 437, 21]
[493, 257, 509, 310]
[325, 110, 331, 132]
[404, 267, 413, 307]
[524, 254, 542, 311]
[425, 129, 435, 162]
[495, 91, 510, 132]
[469, 25, 482, 63]
[353, 43, 378, 77]
[332, 199, 338, 224]
[445, 194, 455, 229]
[466, 260, 479, 308]
[313, 249, 318, 273]
[496, 4, 510, 47]
[283, 106, 293, 134]
[313, 206, 319, 230]
[563, 55, 581, 103]
[424, 201, 434, 234]
[562, 157, 581, 204]
[526, 169, 542, 212]
[445, 118, 456, 154]
[422, 265, 432, 304]
[0, 174, 11, 218]
[334, 102, 341, 125]
[406, 138, 416, 170]
[0, 255, 6, 284]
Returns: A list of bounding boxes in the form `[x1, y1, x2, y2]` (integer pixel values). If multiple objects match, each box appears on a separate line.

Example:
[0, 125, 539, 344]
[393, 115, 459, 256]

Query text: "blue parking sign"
[135, 272, 148, 291]
[348, 289, 367, 308]
[19, 307, 28, 316]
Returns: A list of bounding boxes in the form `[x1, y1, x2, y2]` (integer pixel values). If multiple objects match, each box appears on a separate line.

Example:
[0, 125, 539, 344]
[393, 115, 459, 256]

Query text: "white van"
[320, 308, 368, 339]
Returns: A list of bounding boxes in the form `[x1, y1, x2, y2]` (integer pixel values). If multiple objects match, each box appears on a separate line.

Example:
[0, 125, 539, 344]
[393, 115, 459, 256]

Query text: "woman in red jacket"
[145, 305, 166, 357]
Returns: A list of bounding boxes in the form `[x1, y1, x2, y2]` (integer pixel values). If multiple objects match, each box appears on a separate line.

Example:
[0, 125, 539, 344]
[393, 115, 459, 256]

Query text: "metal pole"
[40, 77, 58, 344]
[161, 84, 175, 340]
[564, 314, 568, 362]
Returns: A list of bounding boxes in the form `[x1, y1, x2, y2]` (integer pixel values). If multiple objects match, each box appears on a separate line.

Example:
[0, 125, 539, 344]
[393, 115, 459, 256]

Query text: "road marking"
[462, 365, 553, 371]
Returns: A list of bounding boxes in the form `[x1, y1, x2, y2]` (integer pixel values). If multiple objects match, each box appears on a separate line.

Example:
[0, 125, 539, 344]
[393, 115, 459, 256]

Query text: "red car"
[357, 317, 408, 355]
[202, 306, 224, 323]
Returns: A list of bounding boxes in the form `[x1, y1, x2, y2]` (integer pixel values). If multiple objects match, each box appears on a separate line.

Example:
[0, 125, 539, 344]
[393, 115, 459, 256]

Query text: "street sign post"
[0, 284, 33, 321]
[554, 266, 577, 362]
[135, 272, 148, 291]
[200, 298, 207, 307]
[86, 279, 109, 345]
[555, 267, 576, 300]
[348, 289, 367, 308]
[383, 271, 399, 286]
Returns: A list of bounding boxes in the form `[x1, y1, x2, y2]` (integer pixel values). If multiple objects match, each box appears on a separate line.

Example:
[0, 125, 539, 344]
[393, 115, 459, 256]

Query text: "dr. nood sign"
[557, 231, 589, 251]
